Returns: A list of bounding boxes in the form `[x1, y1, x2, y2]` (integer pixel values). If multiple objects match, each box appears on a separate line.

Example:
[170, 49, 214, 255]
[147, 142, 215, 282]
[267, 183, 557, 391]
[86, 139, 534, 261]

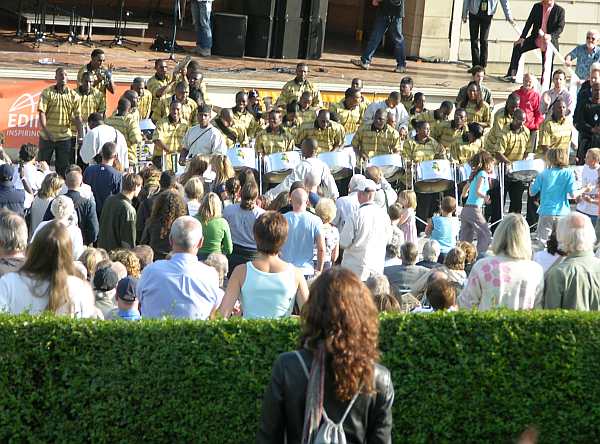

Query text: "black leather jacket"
[257, 349, 394, 444]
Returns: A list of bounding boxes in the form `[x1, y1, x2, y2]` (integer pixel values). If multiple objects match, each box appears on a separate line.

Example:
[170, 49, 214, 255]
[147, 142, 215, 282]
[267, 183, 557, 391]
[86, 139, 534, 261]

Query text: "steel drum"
[509, 159, 545, 182]
[318, 147, 356, 180]
[227, 147, 258, 170]
[368, 154, 404, 181]
[263, 151, 301, 183]
[414, 159, 454, 193]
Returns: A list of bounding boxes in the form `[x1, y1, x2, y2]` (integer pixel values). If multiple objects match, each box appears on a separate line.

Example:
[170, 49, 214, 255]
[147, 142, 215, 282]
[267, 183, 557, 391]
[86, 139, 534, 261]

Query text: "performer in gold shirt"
[212, 108, 248, 148]
[254, 109, 295, 155]
[352, 109, 400, 161]
[296, 110, 345, 154]
[329, 88, 363, 134]
[154, 81, 198, 125]
[77, 48, 114, 98]
[276, 62, 322, 108]
[538, 98, 573, 155]
[152, 101, 189, 170]
[131, 77, 152, 121]
[432, 108, 468, 148]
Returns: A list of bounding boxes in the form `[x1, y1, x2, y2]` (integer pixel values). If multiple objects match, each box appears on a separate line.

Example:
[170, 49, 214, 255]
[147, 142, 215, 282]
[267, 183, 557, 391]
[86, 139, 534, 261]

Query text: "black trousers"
[487, 175, 535, 230]
[507, 35, 555, 82]
[38, 137, 71, 178]
[416, 192, 441, 233]
[469, 13, 493, 68]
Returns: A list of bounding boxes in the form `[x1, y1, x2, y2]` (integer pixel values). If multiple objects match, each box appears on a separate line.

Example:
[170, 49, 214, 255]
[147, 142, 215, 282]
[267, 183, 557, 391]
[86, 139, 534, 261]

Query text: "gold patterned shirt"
[538, 118, 573, 151]
[105, 113, 143, 163]
[485, 107, 513, 151]
[38, 86, 81, 141]
[400, 94, 414, 114]
[352, 124, 400, 159]
[296, 120, 346, 154]
[72, 88, 105, 134]
[152, 117, 189, 169]
[254, 127, 295, 155]
[431, 121, 468, 148]
[137, 89, 153, 121]
[464, 101, 492, 127]
[329, 100, 362, 134]
[402, 137, 446, 163]
[276, 79, 323, 108]
[233, 109, 262, 138]
[147, 74, 172, 121]
[492, 126, 531, 162]
[154, 96, 198, 126]
[450, 137, 484, 165]
[77, 64, 110, 96]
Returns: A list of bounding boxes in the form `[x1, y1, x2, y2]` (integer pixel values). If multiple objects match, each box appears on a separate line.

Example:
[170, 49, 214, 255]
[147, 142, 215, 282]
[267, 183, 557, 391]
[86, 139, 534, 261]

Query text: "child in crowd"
[530, 148, 589, 243]
[576, 148, 600, 225]
[387, 204, 406, 252]
[210, 154, 235, 194]
[396, 190, 417, 245]
[183, 176, 204, 216]
[314, 198, 339, 269]
[92, 261, 118, 318]
[105, 277, 141, 321]
[426, 196, 460, 263]
[460, 151, 494, 255]
[221, 177, 240, 207]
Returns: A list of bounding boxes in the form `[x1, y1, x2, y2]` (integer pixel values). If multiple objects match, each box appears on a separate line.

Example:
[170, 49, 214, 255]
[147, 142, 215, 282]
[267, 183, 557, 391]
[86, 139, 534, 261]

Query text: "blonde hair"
[491, 214, 532, 260]
[197, 192, 222, 224]
[110, 249, 141, 278]
[315, 198, 336, 224]
[398, 190, 417, 209]
[546, 148, 569, 168]
[78, 248, 104, 280]
[184, 176, 204, 201]
[210, 154, 235, 185]
[586, 148, 600, 163]
[38, 173, 64, 200]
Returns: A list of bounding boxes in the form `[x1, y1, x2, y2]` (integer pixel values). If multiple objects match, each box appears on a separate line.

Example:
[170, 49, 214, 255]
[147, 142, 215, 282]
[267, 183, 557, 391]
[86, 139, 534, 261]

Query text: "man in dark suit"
[501, 0, 565, 83]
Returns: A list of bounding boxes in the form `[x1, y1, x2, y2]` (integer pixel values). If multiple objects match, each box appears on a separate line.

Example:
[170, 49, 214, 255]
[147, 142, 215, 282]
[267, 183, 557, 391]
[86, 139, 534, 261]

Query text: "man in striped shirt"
[38, 67, 83, 177]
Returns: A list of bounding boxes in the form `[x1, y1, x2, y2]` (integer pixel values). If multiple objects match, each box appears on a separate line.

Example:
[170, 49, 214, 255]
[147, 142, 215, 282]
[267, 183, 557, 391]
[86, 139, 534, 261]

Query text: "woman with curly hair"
[110, 249, 142, 278]
[140, 190, 187, 260]
[257, 267, 394, 443]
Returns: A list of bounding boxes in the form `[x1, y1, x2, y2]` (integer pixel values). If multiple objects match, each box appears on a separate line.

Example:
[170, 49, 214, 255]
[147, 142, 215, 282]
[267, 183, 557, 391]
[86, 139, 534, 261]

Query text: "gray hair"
[204, 253, 229, 288]
[50, 195, 75, 221]
[365, 274, 391, 298]
[170, 216, 203, 250]
[491, 213, 532, 260]
[422, 239, 441, 262]
[591, 62, 600, 75]
[348, 174, 366, 193]
[557, 212, 596, 254]
[0, 210, 27, 253]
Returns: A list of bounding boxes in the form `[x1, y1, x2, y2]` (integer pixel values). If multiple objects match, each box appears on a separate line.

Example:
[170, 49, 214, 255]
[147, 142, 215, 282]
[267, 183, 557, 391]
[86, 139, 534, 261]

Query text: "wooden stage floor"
[0, 23, 517, 95]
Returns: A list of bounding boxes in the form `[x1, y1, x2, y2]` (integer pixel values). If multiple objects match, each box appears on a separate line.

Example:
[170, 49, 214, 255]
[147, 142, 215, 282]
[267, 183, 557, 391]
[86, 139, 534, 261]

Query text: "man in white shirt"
[80, 113, 129, 169]
[363, 91, 409, 132]
[332, 174, 364, 233]
[340, 178, 392, 281]
[265, 138, 338, 200]
[179, 103, 227, 163]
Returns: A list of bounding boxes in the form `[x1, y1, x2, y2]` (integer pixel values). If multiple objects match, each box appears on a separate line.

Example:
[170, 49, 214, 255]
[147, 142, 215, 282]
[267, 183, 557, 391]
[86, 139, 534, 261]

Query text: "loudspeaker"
[275, 0, 304, 19]
[271, 18, 304, 59]
[245, 15, 274, 58]
[213, 13, 248, 58]
[244, 0, 276, 17]
[304, 16, 326, 59]
[304, 0, 328, 19]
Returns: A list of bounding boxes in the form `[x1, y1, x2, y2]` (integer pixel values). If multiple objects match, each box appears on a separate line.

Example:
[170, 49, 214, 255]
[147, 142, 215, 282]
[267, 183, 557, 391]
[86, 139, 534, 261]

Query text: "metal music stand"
[98, 0, 140, 51]
[18, 0, 60, 47]
[163, 0, 185, 59]
[55, 2, 87, 46]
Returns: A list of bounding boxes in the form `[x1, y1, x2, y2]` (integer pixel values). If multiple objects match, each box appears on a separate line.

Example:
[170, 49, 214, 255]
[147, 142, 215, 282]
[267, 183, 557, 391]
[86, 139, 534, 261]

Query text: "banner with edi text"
[0, 78, 129, 149]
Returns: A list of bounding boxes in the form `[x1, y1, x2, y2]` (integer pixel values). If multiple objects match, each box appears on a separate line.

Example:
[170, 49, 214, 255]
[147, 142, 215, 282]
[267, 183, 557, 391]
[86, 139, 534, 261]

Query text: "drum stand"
[488, 163, 506, 229]
[258, 153, 263, 195]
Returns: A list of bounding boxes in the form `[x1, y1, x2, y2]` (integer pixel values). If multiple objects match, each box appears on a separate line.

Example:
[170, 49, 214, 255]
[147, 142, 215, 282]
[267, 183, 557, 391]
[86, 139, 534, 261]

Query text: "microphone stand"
[98, 0, 140, 51]
[166, 0, 184, 59]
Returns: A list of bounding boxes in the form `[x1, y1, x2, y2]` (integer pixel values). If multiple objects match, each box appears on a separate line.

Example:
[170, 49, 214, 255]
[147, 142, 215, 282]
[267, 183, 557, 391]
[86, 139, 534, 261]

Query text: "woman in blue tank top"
[219, 211, 309, 319]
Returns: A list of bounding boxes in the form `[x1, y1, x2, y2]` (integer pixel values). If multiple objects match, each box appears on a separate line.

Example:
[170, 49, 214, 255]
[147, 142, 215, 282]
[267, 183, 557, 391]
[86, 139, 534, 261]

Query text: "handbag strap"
[294, 350, 310, 378]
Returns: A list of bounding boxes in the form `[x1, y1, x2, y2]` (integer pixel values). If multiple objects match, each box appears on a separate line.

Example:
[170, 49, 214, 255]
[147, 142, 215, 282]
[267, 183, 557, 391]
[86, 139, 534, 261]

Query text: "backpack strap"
[294, 350, 310, 379]
[338, 391, 361, 425]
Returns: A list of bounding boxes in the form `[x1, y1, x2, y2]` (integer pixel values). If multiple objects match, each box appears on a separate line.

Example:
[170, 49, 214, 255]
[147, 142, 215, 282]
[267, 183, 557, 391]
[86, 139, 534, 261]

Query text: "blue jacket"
[462, 0, 512, 20]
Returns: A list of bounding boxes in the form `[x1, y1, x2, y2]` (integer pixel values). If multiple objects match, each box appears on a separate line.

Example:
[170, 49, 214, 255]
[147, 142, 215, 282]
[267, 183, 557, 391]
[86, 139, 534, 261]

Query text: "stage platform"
[0, 23, 519, 149]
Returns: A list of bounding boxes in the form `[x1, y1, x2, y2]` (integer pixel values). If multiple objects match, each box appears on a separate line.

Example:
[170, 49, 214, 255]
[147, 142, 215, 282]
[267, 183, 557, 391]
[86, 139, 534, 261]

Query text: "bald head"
[569, 212, 587, 229]
[301, 138, 318, 158]
[557, 212, 597, 254]
[290, 188, 308, 211]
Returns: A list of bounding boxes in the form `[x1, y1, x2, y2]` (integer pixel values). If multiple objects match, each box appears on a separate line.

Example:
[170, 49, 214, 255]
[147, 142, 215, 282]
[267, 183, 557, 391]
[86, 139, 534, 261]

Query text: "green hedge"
[2, 311, 600, 442]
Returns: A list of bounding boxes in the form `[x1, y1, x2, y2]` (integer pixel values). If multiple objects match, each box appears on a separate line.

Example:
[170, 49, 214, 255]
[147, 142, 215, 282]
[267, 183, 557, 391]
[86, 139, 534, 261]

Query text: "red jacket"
[514, 87, 545, 131]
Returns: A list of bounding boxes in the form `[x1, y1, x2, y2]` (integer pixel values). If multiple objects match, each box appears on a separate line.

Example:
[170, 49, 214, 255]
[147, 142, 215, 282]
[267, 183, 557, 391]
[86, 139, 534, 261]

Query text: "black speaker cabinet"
[303, 0, 328, 19]
[244, 0, 277, 18]
[245, 15, 274, 58]
[212, 13, 248, 58]
[271, 18, 304, 59]
[275, 0, 304, 18]
[304, 16, 326, 59]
